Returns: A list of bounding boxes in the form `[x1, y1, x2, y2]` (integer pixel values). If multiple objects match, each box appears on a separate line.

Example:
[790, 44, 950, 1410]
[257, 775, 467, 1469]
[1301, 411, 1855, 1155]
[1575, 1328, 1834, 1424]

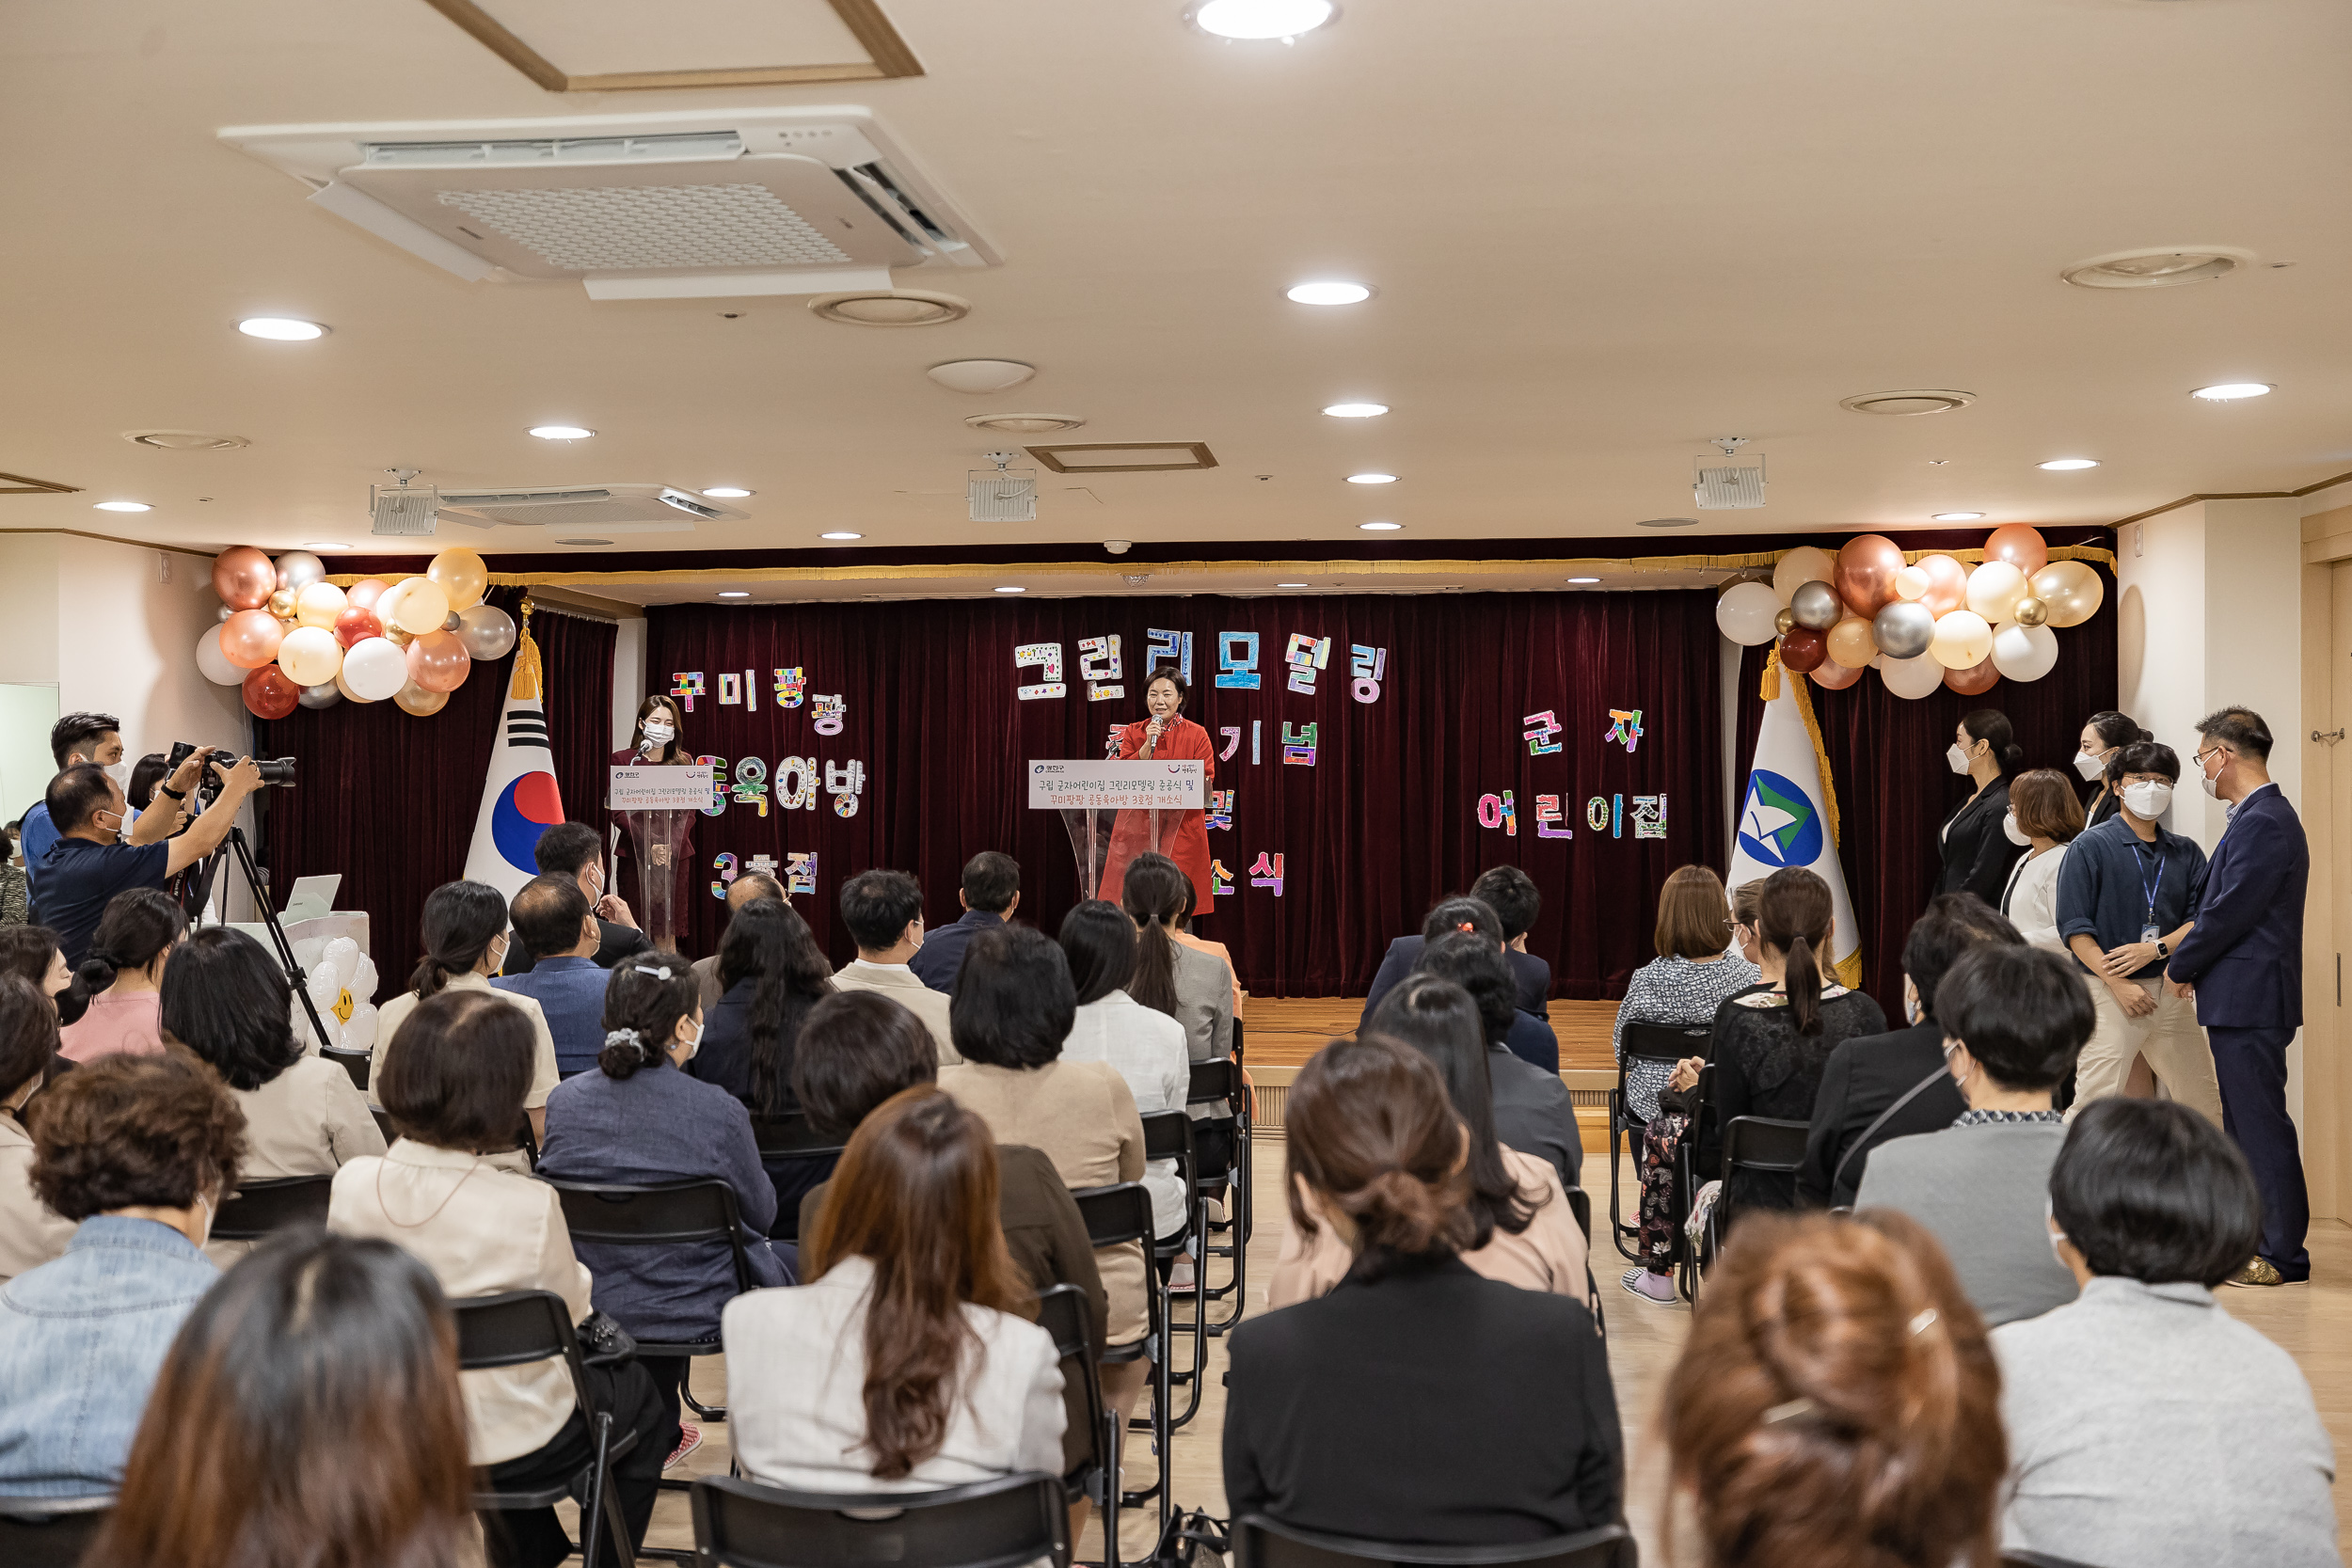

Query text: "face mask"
[93, 809, 126, 840]
[676, 1018, 703, 1061]
[2074, 750, 2109, 782]
[2122, 781, 2173, 819]
[1902, 977, 1923, 1027]
[641, 721, 676, 746]
[2198, 751, 2225, 800]
[102, 761, 131, 790]
[1947, 743, 1973, 775]
[486, 936, 509, 974]
[2004, 812, 2031, 847]
[2045, 1199, 2070, 1267]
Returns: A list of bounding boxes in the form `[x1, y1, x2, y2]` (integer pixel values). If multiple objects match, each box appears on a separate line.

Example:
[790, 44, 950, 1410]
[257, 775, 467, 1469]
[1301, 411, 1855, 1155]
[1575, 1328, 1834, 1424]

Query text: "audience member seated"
[692, 871, 782, 1009]
[1362, 867, 1552, 1022]
[34, 755, 260, 969]
[1275, 978, 1589, 1307]
[500, 821, 650, 975]
[540, 955, 786, 1455]
[1998, 767, 2084, 951]
[0, 978, 79, 1282]
[1058, 899, 1189, 1243]
[494, 873, 611, 1076]
[0, 1052, 242, 1517]
[372, 880, 560, 1148]
[56, 888, 178, 1062]
[1410, 899, 1560, 1072]
[1412, 931, 1577, 1188]
[692, 897, 834, 1112]
[831, 869, 957, 1062]
[725, 1087, 1064, 1495]
[1662, 1210, 2003, 1568]
[0, 927, 83, 1026]
[330, 990, 666, 1568]
[1225, 1035, 1618, 1544]
[161, 928, 384, 1264]
[1121, 851, 1234, 1062]
[1172, 879, 1246, 1021]
[92, 1232, 475, 1568]
[1998, 1099, 2338, 1566]
[0, 824, 24, 927]
[910, 849, 1020, 995]
[1799, 895, 2019, 1210]
[1613, 865, 1761, 1132]
[939, 925, 1151, 1446]
[1856, 942, 2090, 1325]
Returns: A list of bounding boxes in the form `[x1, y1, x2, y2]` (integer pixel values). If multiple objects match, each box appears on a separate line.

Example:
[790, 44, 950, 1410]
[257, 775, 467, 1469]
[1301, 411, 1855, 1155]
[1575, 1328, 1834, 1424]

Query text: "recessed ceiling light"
[1359, 521, 1403, 531]
[1567, 577, 1600, 584]
[530, 425, 594, 441]
[2061, 246, 2253, 290]
[1286, 280, 1373, 306]
[1276, 581, 1309, 588]
[994, 585, 1026, 594]
[555, 537, 613, 546]
[702, 486, 754, 499]
[1191, 0, 1336, 40]
[1323, 403, 1387, 418]
[717, 591, 751, 599]
[2191, 383, 2272, 401]
[93, 500, 151, 513]
[1837, 389, 1975, 417]
[1931, 512, 1985, 522]
[809, 290, 971, 327]
[1346, 472, 1397, 484]
[237, 317, 327, 341]
[2038, 458, 2099, 470]
[122, 429, 249, 451]
[819, 531, 864, 541]
[1636, 516, 1700, 529]
[303, 541, 354, 550]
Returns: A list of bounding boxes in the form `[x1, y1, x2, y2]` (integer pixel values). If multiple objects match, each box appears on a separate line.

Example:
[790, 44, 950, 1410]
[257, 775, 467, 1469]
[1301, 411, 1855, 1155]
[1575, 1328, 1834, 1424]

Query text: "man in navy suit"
[2167, 707, 2311, 1286]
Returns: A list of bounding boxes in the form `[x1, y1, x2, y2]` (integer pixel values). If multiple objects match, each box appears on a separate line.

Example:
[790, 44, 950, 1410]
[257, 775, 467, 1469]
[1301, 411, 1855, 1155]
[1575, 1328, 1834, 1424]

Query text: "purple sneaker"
[1620, 1267, 1677, 1305]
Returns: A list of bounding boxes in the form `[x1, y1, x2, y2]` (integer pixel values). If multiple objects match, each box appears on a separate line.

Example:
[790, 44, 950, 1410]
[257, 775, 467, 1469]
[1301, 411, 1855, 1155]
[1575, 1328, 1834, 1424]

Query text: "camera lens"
[257, 758, 297, 787]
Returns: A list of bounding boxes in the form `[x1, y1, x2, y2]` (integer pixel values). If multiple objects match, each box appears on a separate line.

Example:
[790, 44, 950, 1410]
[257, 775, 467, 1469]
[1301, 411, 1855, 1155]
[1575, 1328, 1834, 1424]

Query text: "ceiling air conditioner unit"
[1694, 437, 1766, 510]
[219, 108, 999, 300]
[969, 452, 1037, 524]
[433, 484, 750, 535]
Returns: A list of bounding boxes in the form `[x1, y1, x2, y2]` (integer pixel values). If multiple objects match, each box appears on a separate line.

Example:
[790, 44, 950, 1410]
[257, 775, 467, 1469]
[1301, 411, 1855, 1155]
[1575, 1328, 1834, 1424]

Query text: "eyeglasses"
[2194, 745, 2227, 768]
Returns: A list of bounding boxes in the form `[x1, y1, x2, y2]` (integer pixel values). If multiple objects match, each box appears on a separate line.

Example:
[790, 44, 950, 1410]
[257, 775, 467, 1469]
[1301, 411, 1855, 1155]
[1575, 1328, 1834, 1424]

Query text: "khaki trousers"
[2067, 974, 2223, 1125]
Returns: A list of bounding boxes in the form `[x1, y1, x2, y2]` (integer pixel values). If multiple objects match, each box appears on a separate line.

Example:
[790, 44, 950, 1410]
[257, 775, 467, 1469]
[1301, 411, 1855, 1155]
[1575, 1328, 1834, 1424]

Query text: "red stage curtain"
[644, 592, 1726, 998]
[1733, 565, 2119, 1011]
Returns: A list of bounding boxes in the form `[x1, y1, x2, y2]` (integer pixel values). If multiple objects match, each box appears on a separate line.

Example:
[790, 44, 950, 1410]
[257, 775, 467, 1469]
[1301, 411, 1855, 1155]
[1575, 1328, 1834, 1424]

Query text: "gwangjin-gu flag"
[1726, 658, 1862, 988]
[463, 623, 564, 903]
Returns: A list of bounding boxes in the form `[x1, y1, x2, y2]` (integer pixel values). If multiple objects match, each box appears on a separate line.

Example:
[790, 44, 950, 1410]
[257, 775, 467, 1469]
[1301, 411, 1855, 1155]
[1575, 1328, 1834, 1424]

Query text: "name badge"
[2141, 924, 2161, 944]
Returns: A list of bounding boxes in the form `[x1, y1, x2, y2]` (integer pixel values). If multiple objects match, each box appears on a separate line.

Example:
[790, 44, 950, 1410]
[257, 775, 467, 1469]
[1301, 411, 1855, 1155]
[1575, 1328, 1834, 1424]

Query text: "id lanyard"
[2131, 841, 2165, 945]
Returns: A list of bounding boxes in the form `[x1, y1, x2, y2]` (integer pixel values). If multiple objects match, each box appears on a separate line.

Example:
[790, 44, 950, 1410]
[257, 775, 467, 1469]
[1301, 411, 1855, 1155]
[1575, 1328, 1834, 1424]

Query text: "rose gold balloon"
[1809, 654, 1865, 690]
[1915, 553, 1969, 616]
[1772, 546, 1837, 606]
[394, 679, 450, 717]
[211, 546, 276, 611]
[1773, 608, 1797, 636]
[1780, 626, 1827, 673]
[1983, 524, 2050, 578]
[405, 630, 471, 693]
[219, 609, 287, 670]
[2011, 595, 2049, 628]
[241, 663, 301, 720]
[1944, 653, 2000, 695]
[347, 578, 390, 610]
[1834, 534, 1907, 617]
[332, 605, 383, 649]
[1826, 614, 1876, 670]
[2030, 560, 2105, 627]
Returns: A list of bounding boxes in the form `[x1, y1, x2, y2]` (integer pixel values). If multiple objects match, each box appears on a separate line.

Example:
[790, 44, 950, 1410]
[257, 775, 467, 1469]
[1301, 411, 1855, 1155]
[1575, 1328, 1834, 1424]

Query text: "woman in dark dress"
[1937, 709, 2027, 904]
[2073, 710, 2146, 831]
[610, 694, 696, 945]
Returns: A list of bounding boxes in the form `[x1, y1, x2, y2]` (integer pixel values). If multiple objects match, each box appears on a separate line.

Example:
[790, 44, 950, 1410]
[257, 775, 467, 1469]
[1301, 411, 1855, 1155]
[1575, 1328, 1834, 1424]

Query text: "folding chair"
[0, 1509, 109, 1568]
[1071, 1181, 1171, 1537]
[454, 1289, 640, 1568]
[1188, 1056, 1253, 1338]
[1608, 1022, 1711, 1262]
[747, 1114, 847, 1242]
[1561, 1186, 1604, 1342]
[1136, 1109, 1213, 1431]
[691, 1471, 1071, 1568]
[2000, 1554, 2103, 1568]
[372, 1108, 396, 1145]
[208, 1174, 333, 1242]
[1036, 1283, 1124, 1568]
[1703, 1116, 1813, 1283]
[323, 1046, 371, 1092]
[1233, 1514, 1635, 1568]
[1671, 1064, 1715, 1304]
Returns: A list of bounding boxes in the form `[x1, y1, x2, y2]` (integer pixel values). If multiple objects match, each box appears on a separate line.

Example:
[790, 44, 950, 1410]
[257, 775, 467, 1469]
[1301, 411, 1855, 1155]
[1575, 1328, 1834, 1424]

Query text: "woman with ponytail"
[540, 956, 785, 1464]
[1120, 850, 1232, 1063]
[1663, 1209, 2004, 1568]
[1684, 866, 1883, 1213]
[1225, 1034, 1619, 1541]
[56, 888, 180, 1062]
[371, 880, 560, 1145]
[1937, 709, 2030, 904]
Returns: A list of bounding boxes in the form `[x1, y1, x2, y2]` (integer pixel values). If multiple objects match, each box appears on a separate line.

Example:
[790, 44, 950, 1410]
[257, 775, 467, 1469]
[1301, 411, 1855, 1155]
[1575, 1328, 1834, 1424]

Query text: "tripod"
[187, 826, 336, 1050]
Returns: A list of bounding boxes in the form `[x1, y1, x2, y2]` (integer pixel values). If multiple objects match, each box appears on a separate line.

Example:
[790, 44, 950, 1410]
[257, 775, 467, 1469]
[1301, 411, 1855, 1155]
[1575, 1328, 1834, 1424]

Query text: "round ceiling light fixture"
[1286, 280, 1372, 306]
[1838, 388, 1976, 417]
[1358, 520, 1403, 531]
[303, 541, 355, 550]
[927, 359, 1035, 394]
[121, 430, 249, 451]
[717, 591, 751, 599]
[702, 486, 754, 499]
[1636, 516, 1700, 529]
[993, 585, 1026, 594]
[93, 500, 151, 513]
[1322, 402, 1388, 418]
[1277, 581, 1309, 588]
[237, 317, 327, 341]
[965, 413, 1087, 435]
[2039, 457, 2100, 471]
[809, 289, 972, 326]
[1189, 0, 1336, 40]
[530, 425, 594, 441]
[1931, 511, 1985, 521]
[1567, 577, 1600, 584]
[1345, 472, 1397, 484]
[819, 531, 864, 541]
[2192, 382, 2272, 401]
[2060, 246, 2255, 290]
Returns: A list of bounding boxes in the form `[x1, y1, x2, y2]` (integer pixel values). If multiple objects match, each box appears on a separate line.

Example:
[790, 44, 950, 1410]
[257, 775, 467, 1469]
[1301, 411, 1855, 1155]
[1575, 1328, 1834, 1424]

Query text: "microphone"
[1140, 712, 1164, 759]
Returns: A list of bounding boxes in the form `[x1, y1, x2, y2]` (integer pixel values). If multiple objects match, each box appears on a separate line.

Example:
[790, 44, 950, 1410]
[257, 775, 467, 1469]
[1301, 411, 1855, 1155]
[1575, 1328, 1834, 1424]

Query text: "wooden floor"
[1244, 996, 1621, 1071]
[619, 1142, 2352, 1560]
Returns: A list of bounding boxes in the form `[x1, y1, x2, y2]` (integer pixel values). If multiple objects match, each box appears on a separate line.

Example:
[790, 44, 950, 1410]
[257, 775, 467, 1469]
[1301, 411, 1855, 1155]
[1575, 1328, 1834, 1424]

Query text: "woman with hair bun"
[2074, 710, 2147, 830]
[56, 888, 180, 1062]
[371, 879, 560, 1146]
[1938, 709, 2030, 904]
[1663, 1209, 2005, 1568]
[1224, 1034, 1619, 1544]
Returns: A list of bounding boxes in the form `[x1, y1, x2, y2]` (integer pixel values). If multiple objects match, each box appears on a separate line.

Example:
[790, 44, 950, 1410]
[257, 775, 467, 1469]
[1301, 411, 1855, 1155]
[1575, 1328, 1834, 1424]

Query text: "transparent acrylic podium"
[622, 808, 696, 952]
[1060, 805, 1172, 901]
[1032, 758, 1203, 902]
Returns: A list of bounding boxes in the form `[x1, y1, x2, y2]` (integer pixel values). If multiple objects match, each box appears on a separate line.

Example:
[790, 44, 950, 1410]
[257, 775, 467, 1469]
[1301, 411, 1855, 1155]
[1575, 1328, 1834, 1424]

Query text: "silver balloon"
[217, 604, 234, 623]
[274, 550, 326, 593]
[456, 602, 517, 661]
[1789, 578, 1843, 631]
[296, 680, 342, 710]
[442, 611, 462, 633]
[1873, 599, 1935, 660]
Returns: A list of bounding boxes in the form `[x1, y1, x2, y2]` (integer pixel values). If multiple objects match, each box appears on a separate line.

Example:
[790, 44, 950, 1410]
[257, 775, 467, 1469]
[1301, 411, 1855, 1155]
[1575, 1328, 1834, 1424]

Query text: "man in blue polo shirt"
[2053, 738, 2222, 1123]
[495, 873, 610, 1076]
[910, 850, 1021, 995]
[38, 755, 262, 968]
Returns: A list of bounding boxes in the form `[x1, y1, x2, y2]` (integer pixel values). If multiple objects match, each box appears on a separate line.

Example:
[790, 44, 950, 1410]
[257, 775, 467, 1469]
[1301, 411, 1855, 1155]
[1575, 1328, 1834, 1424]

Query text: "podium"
[611, 765, 715, 951]
[1028, 760, 1206, 901]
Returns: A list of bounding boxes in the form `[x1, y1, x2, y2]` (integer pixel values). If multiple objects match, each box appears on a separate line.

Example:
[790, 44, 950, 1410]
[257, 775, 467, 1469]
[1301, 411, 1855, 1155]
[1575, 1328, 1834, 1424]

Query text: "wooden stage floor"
[1243, 996, 1620, 1072]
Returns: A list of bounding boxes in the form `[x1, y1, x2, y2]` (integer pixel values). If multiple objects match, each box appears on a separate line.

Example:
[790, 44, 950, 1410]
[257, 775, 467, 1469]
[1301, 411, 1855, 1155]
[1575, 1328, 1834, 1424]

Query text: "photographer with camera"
[36, 752, 263, 968]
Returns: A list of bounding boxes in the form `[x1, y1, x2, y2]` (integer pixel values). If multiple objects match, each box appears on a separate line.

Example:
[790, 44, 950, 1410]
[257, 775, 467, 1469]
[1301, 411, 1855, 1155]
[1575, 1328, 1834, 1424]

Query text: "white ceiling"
[4, 0, 2350, 563]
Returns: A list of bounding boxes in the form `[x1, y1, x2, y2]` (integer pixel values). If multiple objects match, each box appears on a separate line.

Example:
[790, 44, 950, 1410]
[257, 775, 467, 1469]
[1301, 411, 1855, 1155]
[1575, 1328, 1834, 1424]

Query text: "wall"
[611, 613, 647, 751]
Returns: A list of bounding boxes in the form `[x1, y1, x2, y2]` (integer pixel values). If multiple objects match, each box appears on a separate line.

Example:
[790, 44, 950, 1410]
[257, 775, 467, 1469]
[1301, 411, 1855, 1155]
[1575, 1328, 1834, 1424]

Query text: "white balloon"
[1880, 651, 1947, 700]
[196, 625, 243, 686]
[342, 637, 409, 702]
[291, 938, 326, 973]
[306, 965, 342, 1013]
[292, 994, 337, 1053]
[1992, 621, 2060, 682]
[1929, 610, 1994, 670]
[277, 626, 342, 686]
[1964, 560, 2028, 625]
[351, 954, 380, 1004]
[343, 1001, 378, 1054]
[1715, 581, 1784, 645]
[324, 936, 361, 988]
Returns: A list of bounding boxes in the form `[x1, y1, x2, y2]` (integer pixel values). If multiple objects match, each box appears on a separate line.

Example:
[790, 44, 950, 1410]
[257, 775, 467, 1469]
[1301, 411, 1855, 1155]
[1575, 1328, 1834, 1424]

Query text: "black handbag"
[576, 1309, 639, 1368]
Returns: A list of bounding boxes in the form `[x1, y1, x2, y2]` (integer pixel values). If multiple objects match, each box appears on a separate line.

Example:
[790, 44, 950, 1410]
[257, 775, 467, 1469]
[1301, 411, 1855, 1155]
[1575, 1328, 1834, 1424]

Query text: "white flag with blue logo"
[1728, 673, 1861, 984]
[462, 626, 565, 904]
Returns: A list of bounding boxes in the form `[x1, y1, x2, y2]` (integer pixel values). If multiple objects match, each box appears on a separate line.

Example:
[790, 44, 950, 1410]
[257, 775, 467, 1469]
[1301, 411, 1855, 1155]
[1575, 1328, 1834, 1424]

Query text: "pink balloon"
[211, 546, 277, 611]
[1915, 554, 1969, 617]
[332, 605, 384, 649]
[405, 630, 472, 694]
[1944, 653, 2000, 695]
[1983, 524, 2049, 578]
[1809, 654, 1865, 689]
[346, 578, 391, 610]
[219, 609, 287, 670]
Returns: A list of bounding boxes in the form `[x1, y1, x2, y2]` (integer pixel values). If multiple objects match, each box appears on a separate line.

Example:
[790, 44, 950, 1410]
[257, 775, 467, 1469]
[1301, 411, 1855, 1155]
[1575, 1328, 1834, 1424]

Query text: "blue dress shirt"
[493, 955, 610, 1075]
[909, 907, 1003, 995]
[2055, 815, 2209, 978]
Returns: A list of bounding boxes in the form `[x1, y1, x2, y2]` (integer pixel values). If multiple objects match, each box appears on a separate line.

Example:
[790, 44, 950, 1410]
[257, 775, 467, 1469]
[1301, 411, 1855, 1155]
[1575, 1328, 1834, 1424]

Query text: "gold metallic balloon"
[2010, 595, 2048, 628]
[1774, 608, 1797, 635]
[2029, 560, 2105, 627]
[267, 588, 296, 620]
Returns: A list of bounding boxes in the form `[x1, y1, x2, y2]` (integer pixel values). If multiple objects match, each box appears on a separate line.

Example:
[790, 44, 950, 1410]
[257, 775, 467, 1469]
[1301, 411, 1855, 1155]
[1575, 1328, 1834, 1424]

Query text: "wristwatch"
[157, 784, 185, 801]
[2154, 940, 2170, 960]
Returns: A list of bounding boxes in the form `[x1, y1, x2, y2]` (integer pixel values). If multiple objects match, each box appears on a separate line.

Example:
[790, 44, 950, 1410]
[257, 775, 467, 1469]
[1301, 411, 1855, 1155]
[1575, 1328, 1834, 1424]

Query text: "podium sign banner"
[609, 765, 716, 812]
[1027, 760, 1205, 811]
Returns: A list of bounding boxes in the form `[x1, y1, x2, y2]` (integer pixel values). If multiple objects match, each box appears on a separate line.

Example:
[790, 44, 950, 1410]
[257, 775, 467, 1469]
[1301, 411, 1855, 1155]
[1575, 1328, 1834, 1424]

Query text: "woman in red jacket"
[611, 693, 698, 947]
[1101, 668, 1216, 916]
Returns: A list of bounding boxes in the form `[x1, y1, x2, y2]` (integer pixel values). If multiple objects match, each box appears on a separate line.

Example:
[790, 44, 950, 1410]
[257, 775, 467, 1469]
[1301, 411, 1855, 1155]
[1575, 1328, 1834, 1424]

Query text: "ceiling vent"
[1837, 389, 1975, 417]
[809, 289, 970, 325]
[967, 413, 1086, 435]
[123, 430, 252, 451]
[1694, 438, 1766, 511]
[1028, 442, 1217, 474]
[371, 477, 441, 536]
[970, 453, 1037, 523]
[2060, 246, 2255, 290]
[219, 108, 998, 301]
[431, 484, 749, 535]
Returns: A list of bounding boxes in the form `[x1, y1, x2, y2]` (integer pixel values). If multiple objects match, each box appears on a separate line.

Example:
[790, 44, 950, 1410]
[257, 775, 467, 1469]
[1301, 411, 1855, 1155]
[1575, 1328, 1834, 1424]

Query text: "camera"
[165, 743, 296, 803]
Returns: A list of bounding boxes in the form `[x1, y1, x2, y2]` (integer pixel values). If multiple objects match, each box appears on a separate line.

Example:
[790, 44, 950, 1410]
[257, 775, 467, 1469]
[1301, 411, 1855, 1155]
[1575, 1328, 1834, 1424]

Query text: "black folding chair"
[1187, 1056, 1253, 1338]
[1036, 1283, 1123, 1568]
[541, 1178, 754, 1438]
[1136, 1109, 1214, 1432]
[1671, 1064, 1715, 1304]
[454, 1290, 639, 1568]
[209, 1174, 333, 1242]
[1702, 1116, 1813, 1293]
[1608, 1022, 1710, 1262]
[691, 1471, 1071, 1568]
[1233, 1515, 1635, 1568]
[0, 1509, 110, 1568]
[323, 1046, 371, 1091]
[372, 1108, 396, 1144]
[747, 1114, 847, 1243]
[1072, 1180, 1171, 1536]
